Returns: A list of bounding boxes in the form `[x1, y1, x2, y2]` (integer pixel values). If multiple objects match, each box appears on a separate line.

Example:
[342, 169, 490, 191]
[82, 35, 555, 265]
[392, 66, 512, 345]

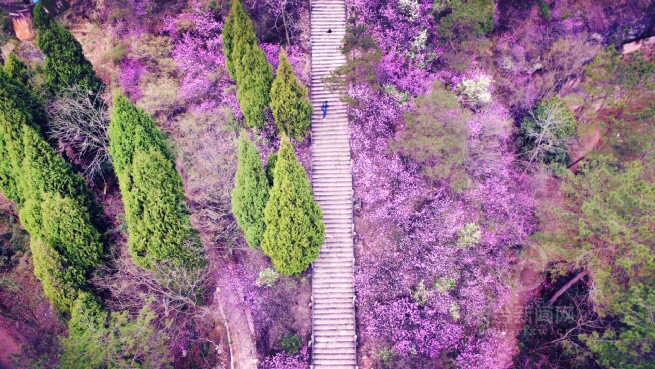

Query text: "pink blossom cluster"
[161, 3, 237, 115]
[350, 82, 534, 366]
[350, 0, 439, 95]
[345, 4, 537, 354]
[119, 58, 145, 101]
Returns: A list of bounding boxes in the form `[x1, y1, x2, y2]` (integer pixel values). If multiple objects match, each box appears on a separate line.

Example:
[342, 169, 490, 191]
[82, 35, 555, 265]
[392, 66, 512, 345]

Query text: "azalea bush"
[344, 2, 536, 365]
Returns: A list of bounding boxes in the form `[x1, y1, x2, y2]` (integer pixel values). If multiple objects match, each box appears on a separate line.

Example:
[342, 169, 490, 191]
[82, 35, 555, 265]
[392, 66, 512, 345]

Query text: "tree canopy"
[108, 93, 205, 270]
[34, 3, 104, 96]
[261, 138, 324, 276]
[541, 154, 655, 368]
[231, 132, 269, 249]
[223, 0, 273, 129]
[270, 49, 312, 140]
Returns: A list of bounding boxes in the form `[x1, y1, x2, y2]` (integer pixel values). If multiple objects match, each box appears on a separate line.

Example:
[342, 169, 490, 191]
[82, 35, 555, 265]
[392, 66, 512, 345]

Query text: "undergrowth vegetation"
[0, 0, 654, 368]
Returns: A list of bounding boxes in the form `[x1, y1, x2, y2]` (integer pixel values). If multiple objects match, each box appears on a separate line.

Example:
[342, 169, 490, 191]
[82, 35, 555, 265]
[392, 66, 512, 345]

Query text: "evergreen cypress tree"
[108, 93, 205, 270]
[0, 68, 105, 316]
[231, 132, 269, 249]
[270, 49, 312, 140]
[19, 125, 103, 230]
[34, 3, 104, 96]
[222, 0, 256, 82]
[0, 68, 20, 202]
[236, 44, 273, 129]
[28, 193, 103, 314]
[4, 55, 48, 133]
[0, 69, 41, 185]
[222, 0, 273, 129]
[0, 132, 15, 202]
[61, 294, 173, 369]
[261, 138, 324, 276]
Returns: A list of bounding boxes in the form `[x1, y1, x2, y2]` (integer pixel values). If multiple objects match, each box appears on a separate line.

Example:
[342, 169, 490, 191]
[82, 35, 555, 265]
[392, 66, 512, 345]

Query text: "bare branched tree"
[94, 256, 212, 326]
[520, 98, 577, 169]
[47, 85, 112, 181]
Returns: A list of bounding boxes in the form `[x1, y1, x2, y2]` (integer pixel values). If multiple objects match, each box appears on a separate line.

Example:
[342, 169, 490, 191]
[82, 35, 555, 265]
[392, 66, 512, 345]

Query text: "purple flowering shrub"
[344, 2, 537, 363]
[351, 82, 535, 367]
[260, 346, 309, 369]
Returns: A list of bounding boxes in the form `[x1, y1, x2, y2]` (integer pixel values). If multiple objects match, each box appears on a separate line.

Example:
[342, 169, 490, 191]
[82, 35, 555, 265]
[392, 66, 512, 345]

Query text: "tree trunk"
[548, 270, 590, 305]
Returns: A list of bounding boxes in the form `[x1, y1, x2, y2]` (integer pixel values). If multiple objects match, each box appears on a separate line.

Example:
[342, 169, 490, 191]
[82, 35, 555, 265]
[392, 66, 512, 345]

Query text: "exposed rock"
[622, 35, 655, 54]
[10, 8, 35, 42]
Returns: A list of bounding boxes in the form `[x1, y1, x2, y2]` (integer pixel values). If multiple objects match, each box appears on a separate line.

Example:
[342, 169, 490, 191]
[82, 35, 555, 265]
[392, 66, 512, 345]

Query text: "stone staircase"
[309, 0, 356, 368]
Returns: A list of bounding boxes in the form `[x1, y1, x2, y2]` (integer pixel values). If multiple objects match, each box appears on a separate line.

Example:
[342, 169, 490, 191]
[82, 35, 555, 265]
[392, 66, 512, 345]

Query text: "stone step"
[314, 191, 352, 197]
[314, 334, 355, 343]
[313, 322, 355, 330]
[312, 129, 350, 135]
[320, 245, 354, 251]
[312, 166, 351, 173]
[312, 144, 350, 150]
[313, 348, 357, 357]
[311, 136, 351, 143]
[312, 174, 353, 183]
[318, 205, 352, 212]
[312, 264, 353, 272]
[313, 350, 357, 359]
[312, 295, 354, 302]
[313, 268, 354, 275]
[312, 286, 355, 298]
[312, 274, 353, 282]
[311, 157, 351, 163]
[310, 23, 346, 28]
[312, 312, 355, 319]
[313, 263, 354, 271]
[313, 339, 356, 348]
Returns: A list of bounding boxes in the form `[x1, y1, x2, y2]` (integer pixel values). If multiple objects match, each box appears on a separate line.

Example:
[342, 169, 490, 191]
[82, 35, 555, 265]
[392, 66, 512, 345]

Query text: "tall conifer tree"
[270, 49, 312, 140]
[0, 68, 104, 316]
[108, 93, 205, 270]
[231, 132, 269, 249]
[34, 3, 104, 96]
[261, 138, 324, 276]
[223, 0, 273, 129]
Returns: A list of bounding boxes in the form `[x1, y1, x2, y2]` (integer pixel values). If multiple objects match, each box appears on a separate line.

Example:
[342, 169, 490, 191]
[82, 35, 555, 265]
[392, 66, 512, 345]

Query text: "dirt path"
[214, 272, 258, 369]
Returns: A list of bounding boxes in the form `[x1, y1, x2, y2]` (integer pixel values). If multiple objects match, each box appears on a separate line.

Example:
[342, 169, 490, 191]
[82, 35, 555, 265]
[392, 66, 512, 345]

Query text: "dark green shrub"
[231, 132, 269, 249]
[395, 83, 470, 181]
[279, 334, 302, 355]
[261, 138, 324, 276]
[436, 0, 495, 41]
[61, 294, 173, 369]
[26, 193, 103, 314]
[537, 0, 552, 21]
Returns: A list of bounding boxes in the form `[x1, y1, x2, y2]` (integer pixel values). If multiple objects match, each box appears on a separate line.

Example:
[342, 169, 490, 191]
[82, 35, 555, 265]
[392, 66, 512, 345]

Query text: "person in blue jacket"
[322, 100, 328, 120]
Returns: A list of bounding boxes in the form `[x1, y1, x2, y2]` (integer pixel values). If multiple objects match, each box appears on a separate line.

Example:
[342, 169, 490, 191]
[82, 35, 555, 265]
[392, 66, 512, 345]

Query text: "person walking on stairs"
[322, 100, 328, 120]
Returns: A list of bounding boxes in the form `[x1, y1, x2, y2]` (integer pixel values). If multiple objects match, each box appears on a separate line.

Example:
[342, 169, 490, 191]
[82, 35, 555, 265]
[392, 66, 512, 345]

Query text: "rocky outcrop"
[10, 7, 36, 42]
